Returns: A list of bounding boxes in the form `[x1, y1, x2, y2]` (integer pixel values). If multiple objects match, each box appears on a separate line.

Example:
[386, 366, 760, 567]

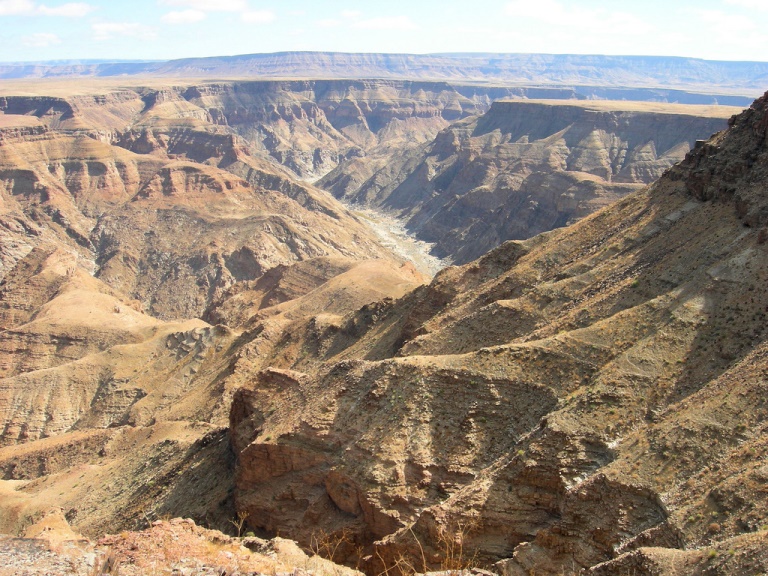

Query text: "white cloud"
[503, 1, 652, 37]
[0, 0, 36, 15]
[159, 0, 247, 12]
[352, 16, 418, 31]
[92, 22, 157, 41]
[37, 2, 94, 16]
[315, 12, 416, 32]
[22, 32, 61, 47]
[697, 9, 756, 31]
[242, 9, 275, 24]
[316, 18, 341, 28]
[504, 0, 558, 19]
[689, 8, 767, 60]
[724, 0, 768, 10]
[161, 9, 206, 24]
[0, 1, 96, 16]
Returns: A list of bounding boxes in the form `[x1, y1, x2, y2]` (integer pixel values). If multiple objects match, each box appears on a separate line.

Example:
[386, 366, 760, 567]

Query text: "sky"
[0, 0, 767, 63]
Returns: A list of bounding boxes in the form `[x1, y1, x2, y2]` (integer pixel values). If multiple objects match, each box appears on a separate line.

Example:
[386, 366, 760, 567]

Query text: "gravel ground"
[0, 536, 96, 576]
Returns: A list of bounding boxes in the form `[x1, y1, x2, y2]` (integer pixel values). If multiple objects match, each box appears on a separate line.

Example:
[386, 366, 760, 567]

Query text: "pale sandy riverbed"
[352, 207, 448, 278]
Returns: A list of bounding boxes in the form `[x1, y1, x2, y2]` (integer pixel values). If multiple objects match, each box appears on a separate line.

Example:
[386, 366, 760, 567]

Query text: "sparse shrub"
[436, 520, 478, 572]
[708, 522, 721, 533]
[708, 549, 718, 559]
[229, 510, 249, 537]
[310, 527, 353, 563]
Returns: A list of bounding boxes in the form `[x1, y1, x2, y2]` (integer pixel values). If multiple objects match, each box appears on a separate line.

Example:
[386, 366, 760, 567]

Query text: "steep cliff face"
[172, 80, 502, 180]
[229, 92, 768, 574]
[321, 100, 737, 263]
[0, 92, 145, 133]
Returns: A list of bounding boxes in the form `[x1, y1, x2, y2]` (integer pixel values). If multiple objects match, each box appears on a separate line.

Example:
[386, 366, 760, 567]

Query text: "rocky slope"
[227, 92, 768, 574]
[0, 88, 418, 320]
[321, 99, 738, 263]
[0, 512, 360, 576]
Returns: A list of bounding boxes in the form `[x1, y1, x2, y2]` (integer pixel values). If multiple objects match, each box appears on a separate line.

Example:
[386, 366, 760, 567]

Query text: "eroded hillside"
[0, 84, 437, 320]
[0, 81, 429, 540]
[1, 80, 507, 181]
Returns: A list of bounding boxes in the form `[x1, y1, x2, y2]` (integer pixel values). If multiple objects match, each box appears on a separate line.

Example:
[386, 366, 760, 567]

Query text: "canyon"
[321, 99, 734, 263]
[0, 69, 766, 576]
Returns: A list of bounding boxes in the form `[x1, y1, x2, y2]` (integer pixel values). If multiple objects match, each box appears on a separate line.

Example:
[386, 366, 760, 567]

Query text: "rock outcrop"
[0, 515, 362, 576]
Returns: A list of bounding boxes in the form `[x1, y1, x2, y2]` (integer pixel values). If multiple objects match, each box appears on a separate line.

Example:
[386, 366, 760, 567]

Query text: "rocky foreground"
[0, 511, 360, 576]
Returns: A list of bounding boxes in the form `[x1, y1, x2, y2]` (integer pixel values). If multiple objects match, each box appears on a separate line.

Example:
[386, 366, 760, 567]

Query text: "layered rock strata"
[321, 100, 737, 263]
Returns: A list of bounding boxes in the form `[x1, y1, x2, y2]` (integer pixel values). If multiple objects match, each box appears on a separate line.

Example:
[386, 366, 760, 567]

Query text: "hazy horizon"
[3, 50, 768, 67]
